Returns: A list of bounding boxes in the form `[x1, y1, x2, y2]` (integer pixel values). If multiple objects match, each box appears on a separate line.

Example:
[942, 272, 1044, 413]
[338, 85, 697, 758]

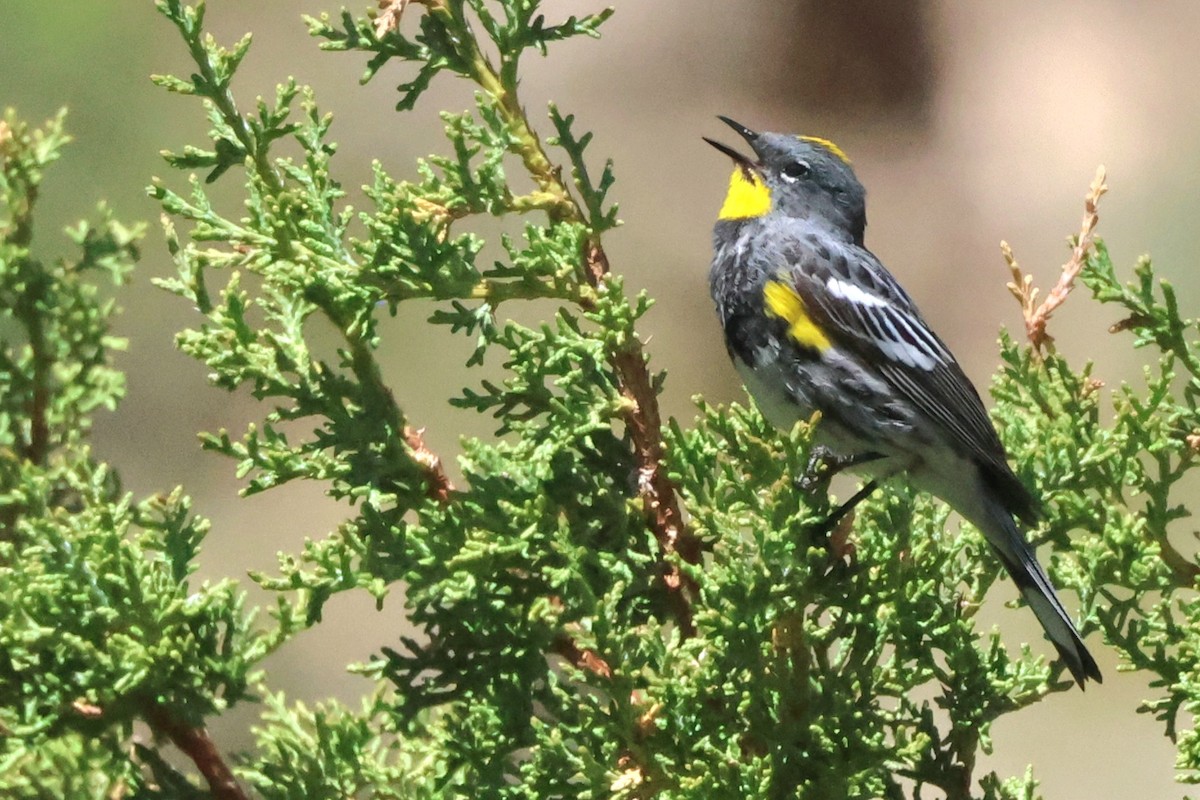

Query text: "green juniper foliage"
[0, 109, 261, 797]
[2, 1, 1200, 797]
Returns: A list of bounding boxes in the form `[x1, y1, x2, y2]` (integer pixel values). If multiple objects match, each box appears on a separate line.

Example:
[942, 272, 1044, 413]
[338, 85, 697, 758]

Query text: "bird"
[704, 116, 1101, 687]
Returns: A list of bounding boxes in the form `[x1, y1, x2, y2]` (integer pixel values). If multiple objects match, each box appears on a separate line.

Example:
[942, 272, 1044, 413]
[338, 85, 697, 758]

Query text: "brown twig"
[436, 31, 702, 633]
[551, 633, 613, 679]
[587, 238, 699, 630]
[143, 704, 248, 800]
[72, 699, 104, 718]
[591, 240, 698, 636]
[108, 777, 130, 800]
[1003, 165, 1108, 354]
[403, 425, 454, 504]
[373, 0, 414, 37]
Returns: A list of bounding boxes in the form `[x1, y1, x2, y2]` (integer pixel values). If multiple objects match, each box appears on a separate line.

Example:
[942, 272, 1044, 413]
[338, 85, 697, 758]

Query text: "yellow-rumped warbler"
[705, 116, 1101, 687]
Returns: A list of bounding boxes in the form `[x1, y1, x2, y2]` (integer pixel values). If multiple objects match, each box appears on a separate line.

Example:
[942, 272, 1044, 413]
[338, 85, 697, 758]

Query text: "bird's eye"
[780, 160, 811, 182]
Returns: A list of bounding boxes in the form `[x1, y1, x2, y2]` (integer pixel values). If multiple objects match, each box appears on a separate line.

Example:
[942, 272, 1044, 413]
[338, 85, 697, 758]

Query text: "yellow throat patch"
[718, 167, 771, 220]
[763, 280, 831, 351]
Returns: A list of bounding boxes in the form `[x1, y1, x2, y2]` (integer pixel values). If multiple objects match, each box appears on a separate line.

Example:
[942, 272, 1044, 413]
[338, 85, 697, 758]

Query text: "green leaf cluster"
[3, 2, 1200, 798]
[0, 109, 264, 796]
[991, 243, 1200, 783]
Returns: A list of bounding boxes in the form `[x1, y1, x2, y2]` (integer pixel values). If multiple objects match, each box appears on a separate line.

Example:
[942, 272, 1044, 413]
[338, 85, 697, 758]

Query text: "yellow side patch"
[718, 167, 771, 220]
[799, 136, 851, 165]
[763, 280, 832, 351]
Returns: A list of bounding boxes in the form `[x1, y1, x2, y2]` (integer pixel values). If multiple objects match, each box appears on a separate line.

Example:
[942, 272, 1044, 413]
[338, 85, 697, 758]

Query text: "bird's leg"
[808, 478, 882, 566]
[812, 479, 880, 537]
[800, 450, 892, 557]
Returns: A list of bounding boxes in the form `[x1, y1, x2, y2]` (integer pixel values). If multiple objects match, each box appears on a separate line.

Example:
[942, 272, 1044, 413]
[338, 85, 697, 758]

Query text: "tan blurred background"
[4, 1, 1200, 795]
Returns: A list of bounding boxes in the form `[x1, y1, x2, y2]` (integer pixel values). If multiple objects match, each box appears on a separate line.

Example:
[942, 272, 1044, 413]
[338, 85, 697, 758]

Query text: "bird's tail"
[975, 494, 1102, 688]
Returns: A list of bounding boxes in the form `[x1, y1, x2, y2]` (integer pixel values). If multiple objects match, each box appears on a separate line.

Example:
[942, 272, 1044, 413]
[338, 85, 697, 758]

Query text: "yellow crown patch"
[799, 136, 851, 165]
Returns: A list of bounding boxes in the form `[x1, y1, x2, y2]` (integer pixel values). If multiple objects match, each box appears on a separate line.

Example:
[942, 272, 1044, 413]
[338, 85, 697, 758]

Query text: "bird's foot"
[795, 448, 884, 495]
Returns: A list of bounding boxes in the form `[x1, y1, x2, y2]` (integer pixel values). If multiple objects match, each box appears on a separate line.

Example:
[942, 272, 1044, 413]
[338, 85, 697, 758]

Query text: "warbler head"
[705, 116, 866, 244]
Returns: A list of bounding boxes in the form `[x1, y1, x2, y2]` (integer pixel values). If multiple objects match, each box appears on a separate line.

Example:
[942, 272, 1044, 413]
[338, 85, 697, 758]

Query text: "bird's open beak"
[704, 116, 762, 177]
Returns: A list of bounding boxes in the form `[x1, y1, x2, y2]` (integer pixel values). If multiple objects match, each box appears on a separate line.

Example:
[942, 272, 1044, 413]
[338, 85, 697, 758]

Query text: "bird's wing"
[779, 236, 1039, 522]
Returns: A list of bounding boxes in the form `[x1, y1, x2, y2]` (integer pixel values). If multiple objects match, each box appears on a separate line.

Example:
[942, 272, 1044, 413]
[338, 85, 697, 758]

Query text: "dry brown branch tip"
[1001, 166, 1108, 354]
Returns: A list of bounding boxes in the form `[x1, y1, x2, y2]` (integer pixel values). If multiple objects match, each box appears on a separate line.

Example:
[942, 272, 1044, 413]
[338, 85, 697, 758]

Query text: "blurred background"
[4, 1, 1200, 795]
